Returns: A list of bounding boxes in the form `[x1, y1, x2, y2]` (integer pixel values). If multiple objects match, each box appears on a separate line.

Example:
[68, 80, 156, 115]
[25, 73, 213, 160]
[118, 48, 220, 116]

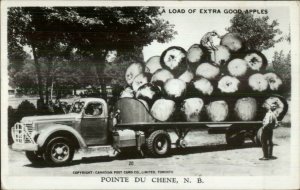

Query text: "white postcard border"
[1, 1, 299, 189]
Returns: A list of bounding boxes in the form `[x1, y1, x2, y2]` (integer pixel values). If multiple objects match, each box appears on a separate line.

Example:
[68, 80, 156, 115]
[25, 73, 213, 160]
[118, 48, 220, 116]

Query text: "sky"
[142, 7, 290, 63]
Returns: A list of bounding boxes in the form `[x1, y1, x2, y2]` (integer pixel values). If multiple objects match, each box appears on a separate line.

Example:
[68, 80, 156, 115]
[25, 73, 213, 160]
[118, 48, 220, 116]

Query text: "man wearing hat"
[200, 30, 221, 62]
[260, 104, 279, 160]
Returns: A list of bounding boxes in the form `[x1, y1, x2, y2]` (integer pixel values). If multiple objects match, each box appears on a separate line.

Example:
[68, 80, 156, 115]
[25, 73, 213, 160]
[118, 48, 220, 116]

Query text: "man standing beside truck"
[259, 104, 279, 160]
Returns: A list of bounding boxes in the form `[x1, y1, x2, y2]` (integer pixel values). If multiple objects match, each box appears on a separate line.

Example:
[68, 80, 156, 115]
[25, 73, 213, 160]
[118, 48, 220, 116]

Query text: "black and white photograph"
[1, 1, 299, 189]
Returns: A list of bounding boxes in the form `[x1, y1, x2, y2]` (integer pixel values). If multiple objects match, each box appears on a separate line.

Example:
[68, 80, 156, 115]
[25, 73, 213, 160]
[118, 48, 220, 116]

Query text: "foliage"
[8, 106, 17, 145]
[226, 12, 283, 51]
[7, 8, 29, 71]
[65, 7, 176, 97]
[15, 100, 37, 121]
[8, 7, 74, 103]
[104, 47, 144, 87]
[8, 7, 73, 58]
[272, 50, 291, 94]
[8, 7, 177, 102]
[8, 60, 38, 94]
[285, 25, 291, 43]
[65, 7, 176, 54]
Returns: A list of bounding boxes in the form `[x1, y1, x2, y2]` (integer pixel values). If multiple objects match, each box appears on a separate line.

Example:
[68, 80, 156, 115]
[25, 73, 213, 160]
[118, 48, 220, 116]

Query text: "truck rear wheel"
[43, 137, 74, 166]
[25, 151, 44, 165]
[226, 128, 245, 146]
[146, 130, 171, 157]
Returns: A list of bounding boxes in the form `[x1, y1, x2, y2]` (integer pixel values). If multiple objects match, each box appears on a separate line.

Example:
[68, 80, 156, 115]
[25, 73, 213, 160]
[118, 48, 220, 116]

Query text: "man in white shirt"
[260, 105, 279, 160]
[200, 30, 221, 62]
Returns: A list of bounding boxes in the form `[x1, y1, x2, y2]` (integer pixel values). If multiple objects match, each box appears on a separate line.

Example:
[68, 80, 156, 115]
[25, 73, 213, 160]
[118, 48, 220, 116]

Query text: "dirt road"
[8, 126, 290, 176]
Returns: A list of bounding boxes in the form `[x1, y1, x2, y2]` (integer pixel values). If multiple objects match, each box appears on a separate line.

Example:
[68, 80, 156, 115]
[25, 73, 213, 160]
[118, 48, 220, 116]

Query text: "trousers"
[261, 126, 274, 158]
[200, 44, 217, 63]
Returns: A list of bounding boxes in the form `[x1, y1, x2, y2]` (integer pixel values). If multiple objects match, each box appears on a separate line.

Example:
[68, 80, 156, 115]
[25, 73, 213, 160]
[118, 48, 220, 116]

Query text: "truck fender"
[36, 124, 87, 149]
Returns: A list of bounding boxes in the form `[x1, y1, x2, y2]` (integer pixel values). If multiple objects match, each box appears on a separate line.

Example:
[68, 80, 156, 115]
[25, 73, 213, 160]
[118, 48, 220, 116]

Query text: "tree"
[63, 7, 176, 98]
[8, 8, 73, 103]
[272, 50, 291, 94]
[8, 59, 38, 95]
[104, 47, 144, 86]
[7, 8, 31, 90]
[284, 25, 291, 43]
[8, 7, 177, 102]
[226, 12, 283, 51]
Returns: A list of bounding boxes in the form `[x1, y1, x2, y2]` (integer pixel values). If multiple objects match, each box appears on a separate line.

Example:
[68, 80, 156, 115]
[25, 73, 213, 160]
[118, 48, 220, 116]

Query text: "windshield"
[69, 101, 85, 113]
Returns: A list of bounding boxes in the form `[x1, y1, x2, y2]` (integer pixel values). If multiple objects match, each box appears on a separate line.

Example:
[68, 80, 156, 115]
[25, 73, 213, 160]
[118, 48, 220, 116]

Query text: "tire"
[43, 136, 75, 166]
[226, 128, 245, 146]
[146, 130, 171, 157]
[25, 151, 44, 165]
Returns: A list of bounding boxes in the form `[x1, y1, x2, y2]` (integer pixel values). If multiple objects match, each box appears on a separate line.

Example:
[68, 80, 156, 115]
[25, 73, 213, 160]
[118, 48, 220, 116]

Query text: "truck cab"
[70, 98, 109, 145]
[11, 98, 113, 166]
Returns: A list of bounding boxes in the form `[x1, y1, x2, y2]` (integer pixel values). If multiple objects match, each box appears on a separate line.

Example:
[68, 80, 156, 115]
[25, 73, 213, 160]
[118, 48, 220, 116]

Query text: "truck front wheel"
[43, 137, 74, 166]
[146, 130, 171, 157]
[25, 151, 44, 165]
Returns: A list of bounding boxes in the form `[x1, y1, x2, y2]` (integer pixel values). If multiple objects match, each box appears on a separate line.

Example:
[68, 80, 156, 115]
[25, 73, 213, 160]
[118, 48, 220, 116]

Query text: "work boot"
[259, 157, 269, 160]
[269, 156, 277, 160]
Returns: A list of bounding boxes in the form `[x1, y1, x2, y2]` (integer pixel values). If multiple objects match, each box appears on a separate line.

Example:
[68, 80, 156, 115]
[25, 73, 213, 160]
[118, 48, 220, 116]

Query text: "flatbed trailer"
[111, 96, 289, 157]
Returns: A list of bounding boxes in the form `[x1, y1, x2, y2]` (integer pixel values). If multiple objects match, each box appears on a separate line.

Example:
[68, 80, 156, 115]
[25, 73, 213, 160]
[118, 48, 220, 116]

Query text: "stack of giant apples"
[120, 33, 288, 122]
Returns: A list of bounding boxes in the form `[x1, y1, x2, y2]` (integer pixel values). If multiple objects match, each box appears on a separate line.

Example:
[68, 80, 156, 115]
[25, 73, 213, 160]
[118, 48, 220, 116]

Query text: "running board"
[74, 145, 118, 159]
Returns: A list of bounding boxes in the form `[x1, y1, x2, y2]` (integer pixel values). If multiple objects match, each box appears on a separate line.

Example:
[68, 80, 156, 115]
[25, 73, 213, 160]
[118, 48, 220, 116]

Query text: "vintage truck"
[11, 97, 287, 166]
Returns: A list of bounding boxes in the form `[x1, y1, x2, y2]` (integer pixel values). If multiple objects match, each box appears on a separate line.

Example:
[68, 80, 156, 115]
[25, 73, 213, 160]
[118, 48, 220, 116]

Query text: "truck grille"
[25, 123, 34, 135]
[11, 123, 35, 144]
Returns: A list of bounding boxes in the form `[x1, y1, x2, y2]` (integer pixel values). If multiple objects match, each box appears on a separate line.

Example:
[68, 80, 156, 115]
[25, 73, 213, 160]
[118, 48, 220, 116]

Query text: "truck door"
[81, 101, 108, 145]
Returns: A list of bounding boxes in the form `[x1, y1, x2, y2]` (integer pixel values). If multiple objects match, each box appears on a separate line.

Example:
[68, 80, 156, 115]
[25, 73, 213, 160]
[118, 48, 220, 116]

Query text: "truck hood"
[21, 113, 80, 123]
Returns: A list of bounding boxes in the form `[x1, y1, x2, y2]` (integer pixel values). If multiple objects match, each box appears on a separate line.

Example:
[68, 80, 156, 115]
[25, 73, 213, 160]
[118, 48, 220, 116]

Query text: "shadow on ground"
[24, 142, 264, 168]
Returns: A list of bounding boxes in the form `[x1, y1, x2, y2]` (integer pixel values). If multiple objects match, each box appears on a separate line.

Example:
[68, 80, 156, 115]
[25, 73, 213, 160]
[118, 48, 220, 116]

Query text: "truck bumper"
[12, 143, 38, 151]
